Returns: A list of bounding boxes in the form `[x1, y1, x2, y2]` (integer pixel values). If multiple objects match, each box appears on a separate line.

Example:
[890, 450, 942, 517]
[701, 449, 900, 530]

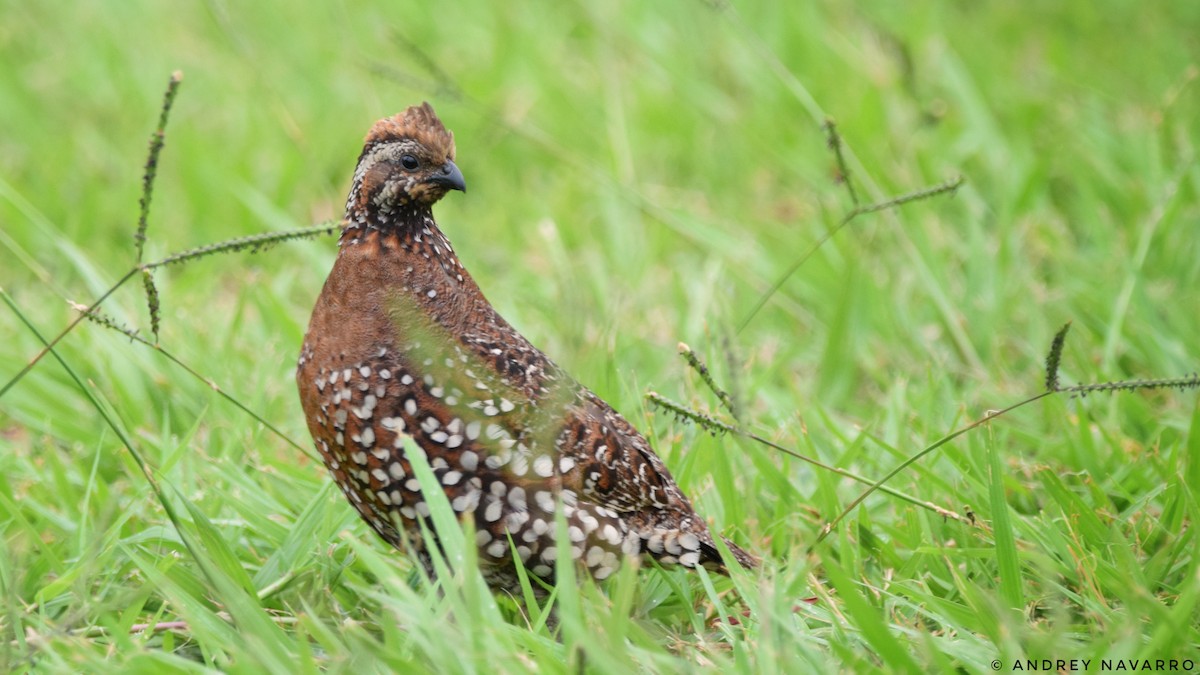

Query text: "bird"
[296, 103, 755, 594]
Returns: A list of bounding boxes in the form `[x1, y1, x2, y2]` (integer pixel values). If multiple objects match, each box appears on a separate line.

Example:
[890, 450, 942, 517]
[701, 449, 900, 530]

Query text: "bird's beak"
[428, 160, 466, 193]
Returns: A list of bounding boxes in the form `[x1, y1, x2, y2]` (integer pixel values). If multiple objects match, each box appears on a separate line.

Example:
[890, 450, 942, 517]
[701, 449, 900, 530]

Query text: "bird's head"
[346, 102, 465, 218]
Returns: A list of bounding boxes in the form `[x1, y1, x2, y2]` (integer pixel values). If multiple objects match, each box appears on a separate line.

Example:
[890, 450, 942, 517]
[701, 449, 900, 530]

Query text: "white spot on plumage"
[507, 486, 526, 511]
[510, 454, 528, 476]
[506, 510, 529, 530]
[484, 499, 503, 522]
[484, 535, 508, 557]
[578, 511, 598, 533]
[533, 456, 554, 477]
[647, 533, 664, 554]
[665, 536, 682, 556]
[586, 546, 605, 567]
[460, 450, 478, 471]
[452, 488, 481, 512]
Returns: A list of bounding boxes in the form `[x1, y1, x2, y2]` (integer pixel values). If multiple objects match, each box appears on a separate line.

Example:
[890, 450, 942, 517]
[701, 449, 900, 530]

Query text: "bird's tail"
[705, 536, 759, 573]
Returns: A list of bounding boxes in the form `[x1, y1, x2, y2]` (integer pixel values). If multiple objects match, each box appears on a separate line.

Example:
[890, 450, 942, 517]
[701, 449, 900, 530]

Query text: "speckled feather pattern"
[297, 103, 755, 591]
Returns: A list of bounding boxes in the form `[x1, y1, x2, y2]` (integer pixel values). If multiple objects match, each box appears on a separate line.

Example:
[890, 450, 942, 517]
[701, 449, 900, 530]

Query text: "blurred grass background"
[1, 1, 1198, 672]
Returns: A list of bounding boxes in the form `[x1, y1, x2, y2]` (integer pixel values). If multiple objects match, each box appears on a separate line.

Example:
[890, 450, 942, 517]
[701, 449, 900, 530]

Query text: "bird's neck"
[338, 204, 485, 332]
[341, 202, 436, 241]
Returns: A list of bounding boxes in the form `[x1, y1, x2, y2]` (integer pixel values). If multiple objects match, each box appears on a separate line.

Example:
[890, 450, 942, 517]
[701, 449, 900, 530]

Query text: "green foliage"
[2, 0, 1199, 671]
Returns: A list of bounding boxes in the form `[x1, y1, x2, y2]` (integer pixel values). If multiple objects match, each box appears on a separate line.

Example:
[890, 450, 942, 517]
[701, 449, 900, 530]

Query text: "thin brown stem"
[811, 391, 1053, 547]
[0, 268, 139, 399]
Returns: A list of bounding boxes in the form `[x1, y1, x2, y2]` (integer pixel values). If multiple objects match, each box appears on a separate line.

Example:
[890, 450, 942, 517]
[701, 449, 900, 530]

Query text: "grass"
[2, 0, 1199, 672]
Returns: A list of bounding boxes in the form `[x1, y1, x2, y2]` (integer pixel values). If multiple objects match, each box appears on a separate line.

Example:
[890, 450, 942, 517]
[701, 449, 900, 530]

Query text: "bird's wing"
[457, 323, 683, 514]
[554, 390, 685, 514]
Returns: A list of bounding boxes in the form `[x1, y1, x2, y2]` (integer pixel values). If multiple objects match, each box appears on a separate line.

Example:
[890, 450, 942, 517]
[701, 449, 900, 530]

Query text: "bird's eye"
[400, 154, 420, 170]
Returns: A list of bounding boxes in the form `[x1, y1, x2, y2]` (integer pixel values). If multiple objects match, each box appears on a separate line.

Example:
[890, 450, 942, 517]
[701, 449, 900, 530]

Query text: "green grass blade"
[984, 426, 1024, 611]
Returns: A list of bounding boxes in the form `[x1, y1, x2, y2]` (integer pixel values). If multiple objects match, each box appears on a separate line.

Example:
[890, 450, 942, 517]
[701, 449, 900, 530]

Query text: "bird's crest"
[365, 102, 455, 160]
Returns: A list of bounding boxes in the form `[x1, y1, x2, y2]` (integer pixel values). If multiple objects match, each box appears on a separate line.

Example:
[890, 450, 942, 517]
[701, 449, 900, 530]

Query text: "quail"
[296, 103, 755, 592]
